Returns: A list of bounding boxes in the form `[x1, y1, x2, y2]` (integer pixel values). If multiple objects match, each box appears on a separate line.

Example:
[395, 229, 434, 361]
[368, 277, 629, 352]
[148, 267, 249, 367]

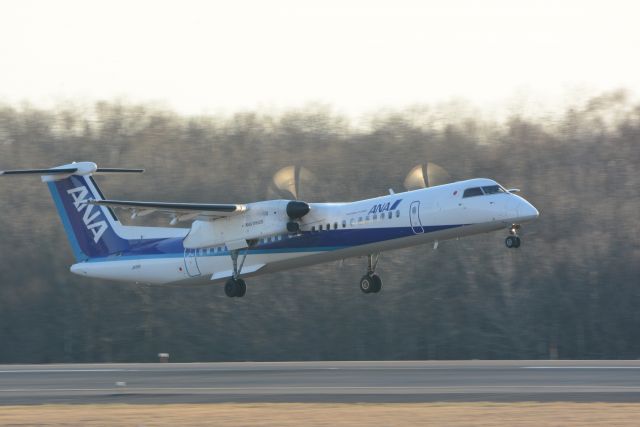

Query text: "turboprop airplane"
[1, 161, 538, 297]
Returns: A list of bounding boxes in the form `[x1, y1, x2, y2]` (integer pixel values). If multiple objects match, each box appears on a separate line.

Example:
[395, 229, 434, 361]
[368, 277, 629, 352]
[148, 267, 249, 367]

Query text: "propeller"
[267, 165, 315, 201]
[403, 162, 451, 191]
[267, 165, 315, 233]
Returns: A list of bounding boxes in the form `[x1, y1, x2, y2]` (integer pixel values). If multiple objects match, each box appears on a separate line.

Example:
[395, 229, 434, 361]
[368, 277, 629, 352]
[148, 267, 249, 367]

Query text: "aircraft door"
[409, 201, 424, 234]
[183, 248, 201, 277]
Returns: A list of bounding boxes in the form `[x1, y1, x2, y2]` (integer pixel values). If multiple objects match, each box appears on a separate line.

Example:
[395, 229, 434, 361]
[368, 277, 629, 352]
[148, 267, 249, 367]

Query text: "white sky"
[0, 0, 639, 116]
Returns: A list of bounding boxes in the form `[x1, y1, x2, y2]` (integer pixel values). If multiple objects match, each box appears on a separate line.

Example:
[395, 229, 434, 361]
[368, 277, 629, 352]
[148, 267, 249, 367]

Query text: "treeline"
[0, 92, 638, 362]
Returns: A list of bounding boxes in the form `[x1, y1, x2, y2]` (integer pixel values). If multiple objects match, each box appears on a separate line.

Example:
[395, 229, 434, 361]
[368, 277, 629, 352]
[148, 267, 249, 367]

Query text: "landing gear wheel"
[505, 235, 521, 249]
[360, 275, 374, 294]
[236, 278, 247, 297]
[371, 274, 382, 293]
[360, 274, 382, 294]
[224, 278, 247, 298]
[224, 279, 238, 297]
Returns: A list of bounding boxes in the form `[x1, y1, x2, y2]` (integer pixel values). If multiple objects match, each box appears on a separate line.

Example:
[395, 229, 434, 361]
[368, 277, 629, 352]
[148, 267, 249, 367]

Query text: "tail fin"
[47, 174, 130, 261]
[2, 162, 143, 262]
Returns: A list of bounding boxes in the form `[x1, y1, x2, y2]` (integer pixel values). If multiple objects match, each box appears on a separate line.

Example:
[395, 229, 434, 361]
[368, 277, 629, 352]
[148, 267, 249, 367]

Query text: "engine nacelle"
[183, 200, 305, 249]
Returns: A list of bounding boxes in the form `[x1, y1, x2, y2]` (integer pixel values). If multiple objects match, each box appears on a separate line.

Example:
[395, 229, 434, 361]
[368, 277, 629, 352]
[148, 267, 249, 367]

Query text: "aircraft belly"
[200, 250, 320, 283]
[71, 258, 187, 284]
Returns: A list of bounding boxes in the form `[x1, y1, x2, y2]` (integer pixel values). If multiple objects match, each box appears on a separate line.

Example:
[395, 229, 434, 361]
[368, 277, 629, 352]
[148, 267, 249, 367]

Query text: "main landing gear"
[505, 224, 522, 249]
[224, 249, 248, 298]
[224, 277, 246, 297]
[360, 253, 382, 294]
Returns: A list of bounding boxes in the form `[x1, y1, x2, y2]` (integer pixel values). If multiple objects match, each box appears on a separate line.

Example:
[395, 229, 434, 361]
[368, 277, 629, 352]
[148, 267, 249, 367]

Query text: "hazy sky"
[1, 0, 638, 116]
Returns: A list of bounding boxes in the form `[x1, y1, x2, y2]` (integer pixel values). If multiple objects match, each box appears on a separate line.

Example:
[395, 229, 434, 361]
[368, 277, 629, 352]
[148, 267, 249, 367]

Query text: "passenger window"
[311, 226, 315, 232]
[388, 211, 392, 219]
[327, 223, 330, 230]
[396, 210, 400, 218]
[463, 187, 483, 198]
[334, 222, 338, 230]
[482, 185, 505, 194]
[358, 217, 363, 224]
[373, 214, 377, 220]
[342, 220, 347, 228]
[350, 218, 355, 226]
[366, 216, 370, 222]
[319, 224, 323, 231]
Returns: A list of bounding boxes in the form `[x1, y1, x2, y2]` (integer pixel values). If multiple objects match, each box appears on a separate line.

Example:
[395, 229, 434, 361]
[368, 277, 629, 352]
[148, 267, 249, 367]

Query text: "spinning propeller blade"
[267, 165, 315, 201]
[403, 162, 451, 190]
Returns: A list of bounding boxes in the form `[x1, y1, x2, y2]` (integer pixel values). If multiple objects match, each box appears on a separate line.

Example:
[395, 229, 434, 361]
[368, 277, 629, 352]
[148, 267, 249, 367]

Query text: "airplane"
[0, 161, 538, 297]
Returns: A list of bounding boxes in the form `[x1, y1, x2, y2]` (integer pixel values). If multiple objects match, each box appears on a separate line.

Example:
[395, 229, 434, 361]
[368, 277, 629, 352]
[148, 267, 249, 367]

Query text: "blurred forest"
[0, 92, 639, 363]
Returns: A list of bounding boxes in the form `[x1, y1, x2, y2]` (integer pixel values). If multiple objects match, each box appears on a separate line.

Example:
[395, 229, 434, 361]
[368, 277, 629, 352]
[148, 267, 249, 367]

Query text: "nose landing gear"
[360, 253, 383, 294]
[505, 224, 521, 249]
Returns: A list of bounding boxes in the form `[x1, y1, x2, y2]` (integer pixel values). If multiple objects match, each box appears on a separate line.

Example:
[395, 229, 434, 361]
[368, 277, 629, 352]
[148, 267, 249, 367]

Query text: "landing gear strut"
[225, 249, 249, 298]
[505, 224, 521, 249]
[360, 253, 382, 294]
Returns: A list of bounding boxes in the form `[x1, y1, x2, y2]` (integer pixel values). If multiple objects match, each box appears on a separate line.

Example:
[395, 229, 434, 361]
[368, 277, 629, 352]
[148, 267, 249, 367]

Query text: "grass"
[1, 403, 640, 426]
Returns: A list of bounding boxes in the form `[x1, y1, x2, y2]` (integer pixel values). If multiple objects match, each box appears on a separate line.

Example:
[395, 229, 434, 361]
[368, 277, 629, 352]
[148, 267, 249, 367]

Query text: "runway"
[2, 360, 640, 404]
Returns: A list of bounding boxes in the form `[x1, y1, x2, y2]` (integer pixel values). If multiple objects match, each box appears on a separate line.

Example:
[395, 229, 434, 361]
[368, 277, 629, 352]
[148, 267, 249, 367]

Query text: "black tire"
[514, 236, 521, 248]
[505, 236, 516, 248]
[224, 279, 237, 297]
[371, 274, 383, 293]
[236, 279, 247, 297]
[360, 275, 373, 293]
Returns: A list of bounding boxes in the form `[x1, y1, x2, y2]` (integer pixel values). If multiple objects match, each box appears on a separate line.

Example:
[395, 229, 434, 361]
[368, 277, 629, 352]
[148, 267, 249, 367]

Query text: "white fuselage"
[69, 178, 538, 285]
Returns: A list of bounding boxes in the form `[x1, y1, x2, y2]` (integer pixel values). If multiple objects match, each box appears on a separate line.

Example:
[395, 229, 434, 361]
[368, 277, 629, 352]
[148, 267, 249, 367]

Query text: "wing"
[90, 199, 247, 224]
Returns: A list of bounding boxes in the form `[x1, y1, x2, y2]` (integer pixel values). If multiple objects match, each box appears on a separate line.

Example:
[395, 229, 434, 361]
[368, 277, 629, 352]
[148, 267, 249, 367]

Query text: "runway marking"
[0, 369, 137, 373]
[524, 367, 640, 369]
[0, 367, 464, 374]
[3, 366, 640, 374]
[3, 385, 640, 393]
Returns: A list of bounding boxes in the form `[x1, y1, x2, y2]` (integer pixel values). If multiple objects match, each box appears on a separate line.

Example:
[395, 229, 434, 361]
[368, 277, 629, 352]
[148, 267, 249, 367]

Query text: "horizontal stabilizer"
[1, 162, 144, 181]
[95, 168, 145, 174]
[0, 168, 78, 176]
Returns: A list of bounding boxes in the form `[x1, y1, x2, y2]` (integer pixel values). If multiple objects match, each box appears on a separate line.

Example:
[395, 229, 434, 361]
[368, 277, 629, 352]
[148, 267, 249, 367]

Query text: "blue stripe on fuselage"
[83, 224, 464, 263]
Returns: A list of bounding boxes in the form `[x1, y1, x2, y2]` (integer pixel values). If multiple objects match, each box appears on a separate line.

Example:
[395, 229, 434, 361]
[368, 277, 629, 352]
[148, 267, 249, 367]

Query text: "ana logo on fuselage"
[67, 186, 108, 243]
[368, 199, 402, 215]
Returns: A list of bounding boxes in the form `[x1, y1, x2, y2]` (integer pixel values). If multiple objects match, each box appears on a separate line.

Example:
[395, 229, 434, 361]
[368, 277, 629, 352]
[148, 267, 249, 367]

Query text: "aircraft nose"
[519, 199, 539, 222]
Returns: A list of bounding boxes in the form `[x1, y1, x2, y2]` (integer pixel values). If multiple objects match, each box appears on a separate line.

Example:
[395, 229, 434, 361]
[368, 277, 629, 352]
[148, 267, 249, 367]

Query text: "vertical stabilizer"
[47, 174, 130, 261]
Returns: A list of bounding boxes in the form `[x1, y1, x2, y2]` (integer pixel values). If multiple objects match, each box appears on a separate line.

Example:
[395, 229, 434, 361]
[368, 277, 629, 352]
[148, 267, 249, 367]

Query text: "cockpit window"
[482, 185, 506, 195]
[463, 187, 483, 198]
